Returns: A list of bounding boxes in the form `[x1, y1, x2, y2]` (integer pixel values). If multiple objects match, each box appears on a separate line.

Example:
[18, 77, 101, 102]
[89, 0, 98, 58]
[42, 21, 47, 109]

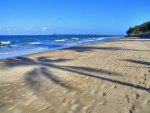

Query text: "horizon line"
[0, 34, 125, 36]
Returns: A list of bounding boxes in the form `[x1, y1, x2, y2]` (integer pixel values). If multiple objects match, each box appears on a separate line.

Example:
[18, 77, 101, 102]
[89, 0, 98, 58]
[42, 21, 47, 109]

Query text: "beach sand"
[0, 38, 150, 113]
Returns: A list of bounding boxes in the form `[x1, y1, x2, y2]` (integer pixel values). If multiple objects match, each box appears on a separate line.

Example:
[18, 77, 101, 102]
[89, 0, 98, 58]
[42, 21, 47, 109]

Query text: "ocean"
[0, 35, 123, 59]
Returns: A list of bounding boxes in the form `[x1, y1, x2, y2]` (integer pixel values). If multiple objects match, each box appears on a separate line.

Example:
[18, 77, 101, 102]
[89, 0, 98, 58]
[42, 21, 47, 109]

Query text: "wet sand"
[0, 38, 150, 113]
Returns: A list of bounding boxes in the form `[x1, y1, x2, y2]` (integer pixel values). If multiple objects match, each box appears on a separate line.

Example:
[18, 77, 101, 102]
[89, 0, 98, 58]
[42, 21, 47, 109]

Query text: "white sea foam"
[11, 45, 18, 47]
[55, 39, 67, 42]
[96, 37, 105, 40]
[0, 46, 48, 54]
[72, 38, 79, 40]
[0, 51, 16, 55]
[34, 47, 48, 51]
[78, 39, 95, 43]
[0, 41, 11, 45]
[29, 42, 41, 45]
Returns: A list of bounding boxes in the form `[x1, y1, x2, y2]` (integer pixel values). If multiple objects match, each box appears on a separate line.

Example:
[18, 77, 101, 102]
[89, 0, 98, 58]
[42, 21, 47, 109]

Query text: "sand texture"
[0, 38, 150, 113]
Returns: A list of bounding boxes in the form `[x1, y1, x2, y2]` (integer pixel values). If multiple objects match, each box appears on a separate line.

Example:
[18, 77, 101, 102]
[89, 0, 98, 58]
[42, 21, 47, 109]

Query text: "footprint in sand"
[129, 105, 136, 113]
[70, 99, 79, 105]
[144, 99, 150, 104]
[99, 91, 107, 97]
[102, 85, 107, 88]
[57, 97, 66, 102]
[99, 100, 107, 106]
[71, 103, 80, 111]
[95, 79, 101, 83]
[38, 104, 51, 112]
[82, 105, 94, 113]
[111, 85, 117, 89]
[24, 100, 33, 106]
[125, 94, 130, 103]
[132, 93, 139, 99]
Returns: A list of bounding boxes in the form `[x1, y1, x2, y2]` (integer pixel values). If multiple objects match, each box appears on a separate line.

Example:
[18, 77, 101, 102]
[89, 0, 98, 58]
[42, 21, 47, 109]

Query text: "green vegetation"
[127, 21, 150, 35]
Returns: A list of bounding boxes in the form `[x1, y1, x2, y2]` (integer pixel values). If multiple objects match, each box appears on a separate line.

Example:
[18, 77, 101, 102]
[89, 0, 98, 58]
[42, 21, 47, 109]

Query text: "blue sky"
[0, 0, 150, 35]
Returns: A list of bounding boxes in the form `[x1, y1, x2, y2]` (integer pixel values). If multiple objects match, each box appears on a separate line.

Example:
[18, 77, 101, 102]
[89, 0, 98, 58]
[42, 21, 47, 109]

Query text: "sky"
[0, 0, 150, 35]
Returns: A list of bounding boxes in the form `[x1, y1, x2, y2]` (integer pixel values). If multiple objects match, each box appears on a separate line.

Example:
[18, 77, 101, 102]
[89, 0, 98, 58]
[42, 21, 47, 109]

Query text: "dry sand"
[0, 38, 150, 113]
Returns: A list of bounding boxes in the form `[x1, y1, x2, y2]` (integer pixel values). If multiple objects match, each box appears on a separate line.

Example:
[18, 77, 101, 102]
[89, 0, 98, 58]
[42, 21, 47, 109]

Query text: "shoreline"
[0, 37, 123, 60]
[0, 37, 150, 113]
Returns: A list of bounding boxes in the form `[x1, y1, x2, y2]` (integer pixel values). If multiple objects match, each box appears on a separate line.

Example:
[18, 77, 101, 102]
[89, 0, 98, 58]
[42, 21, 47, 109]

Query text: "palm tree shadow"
[67, 46, 149, 52]
[25, 68, 43, 92]
[62, 67, 150, 92]
[40, 67, 75, 90]
[122, 59, 150, 66]
[37, 56, 70, 63]
[25, 67, 75, 93]
[64, 66, 122, 76]
[4, 56, 73, 67]
[4, 57, 75, 92]
[3, 56, 150, 93]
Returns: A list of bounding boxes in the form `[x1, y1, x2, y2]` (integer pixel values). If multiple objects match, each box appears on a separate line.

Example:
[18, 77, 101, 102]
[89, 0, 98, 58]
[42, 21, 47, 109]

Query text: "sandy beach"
[0, 38, 150, 113]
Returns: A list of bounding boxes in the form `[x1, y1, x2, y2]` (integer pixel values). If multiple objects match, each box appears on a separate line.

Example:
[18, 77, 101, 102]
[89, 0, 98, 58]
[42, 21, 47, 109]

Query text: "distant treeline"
[127, 21, 150, 35]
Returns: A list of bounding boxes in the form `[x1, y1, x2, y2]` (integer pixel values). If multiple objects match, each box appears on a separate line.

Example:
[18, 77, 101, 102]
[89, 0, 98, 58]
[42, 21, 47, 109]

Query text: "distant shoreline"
[0, 34, 125, 37]
[126, 34, 150, 38]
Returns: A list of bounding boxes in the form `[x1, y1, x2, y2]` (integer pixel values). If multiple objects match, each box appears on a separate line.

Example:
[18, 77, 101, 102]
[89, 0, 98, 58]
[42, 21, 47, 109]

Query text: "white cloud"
[42, 27, 48, 31]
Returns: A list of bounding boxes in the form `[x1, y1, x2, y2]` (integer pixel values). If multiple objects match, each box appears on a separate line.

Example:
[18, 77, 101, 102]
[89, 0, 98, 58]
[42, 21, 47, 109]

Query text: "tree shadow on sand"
[3, 57, 76, 92]
[122, 59, 150, 66]
[67, 46, 149, 53]
[3, 56, 150, 93]
[25, 67, 75, 92]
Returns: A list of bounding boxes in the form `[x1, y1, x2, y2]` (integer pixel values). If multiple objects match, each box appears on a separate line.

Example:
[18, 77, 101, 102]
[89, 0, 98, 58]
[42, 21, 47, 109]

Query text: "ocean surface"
[0, 35, 123, 59]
